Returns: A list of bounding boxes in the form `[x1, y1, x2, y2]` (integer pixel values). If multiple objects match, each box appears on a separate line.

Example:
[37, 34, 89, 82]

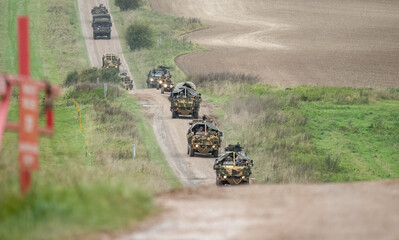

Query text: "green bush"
[64, 68, 120, 86]
[64, 70, 78, 87]
[126, 23, 153, 51]
[115, 0, 141, 11]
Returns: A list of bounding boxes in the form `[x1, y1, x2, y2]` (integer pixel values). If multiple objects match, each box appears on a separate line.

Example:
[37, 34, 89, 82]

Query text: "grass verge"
[0, 1, 180, 239]
[192, 74, 399, 183]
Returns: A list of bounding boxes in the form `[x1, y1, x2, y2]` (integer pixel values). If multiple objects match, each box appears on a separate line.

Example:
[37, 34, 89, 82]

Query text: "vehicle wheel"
[161, 87, 164, 94]
[156, 84, 159, 90]
[172, 111, 177, 119]
[93, 34, 96, 40]
[216, 177, 222, 186]
[212, 149, 219, 157]
[108, 34, 111, 39]
[189, 145, 194, 157]
[147, 82, 150, 88]
[193, 111, 199, 119]
[187, 145, 189, 155]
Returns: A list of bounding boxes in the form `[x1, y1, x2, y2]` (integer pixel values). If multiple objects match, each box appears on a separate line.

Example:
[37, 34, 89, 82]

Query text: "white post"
[104, 83, 108, 98]
[132, 144, 136, 160]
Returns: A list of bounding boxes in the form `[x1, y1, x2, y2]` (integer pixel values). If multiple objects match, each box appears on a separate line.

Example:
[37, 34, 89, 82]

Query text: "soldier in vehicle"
[197, 126, 204, 135]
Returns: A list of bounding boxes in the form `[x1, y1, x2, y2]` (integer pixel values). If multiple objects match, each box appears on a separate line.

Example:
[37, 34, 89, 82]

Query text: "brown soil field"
[150, 0, 399, 88]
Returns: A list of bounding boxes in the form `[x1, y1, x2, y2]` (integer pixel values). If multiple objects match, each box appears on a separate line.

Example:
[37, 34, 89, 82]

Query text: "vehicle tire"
[193, 111, 199, 119]
[156, 84, 159, 90]
[187, 145, 190, 155]
[147, 82, 150, 88]
[212, 149, 219, 157]
[172, 111, 177, 119]
[189, 145, 194, 157]
[161, 87, 164, 94]
[93, 33, 96, 40]
[216, 177, 222, 186]
[108, 34, 111, 39]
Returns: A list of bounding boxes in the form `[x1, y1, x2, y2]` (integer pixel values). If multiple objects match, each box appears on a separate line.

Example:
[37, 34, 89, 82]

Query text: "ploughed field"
[149, 0, 399, 88]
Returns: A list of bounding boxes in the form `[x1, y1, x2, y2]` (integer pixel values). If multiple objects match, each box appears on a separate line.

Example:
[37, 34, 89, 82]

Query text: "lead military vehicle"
[213, 143, 254, 185]
[187, 118, 223, 157]
[168, 82, 201, 119]
[92, 13, 112, 39]
[102, 53, 120, 72]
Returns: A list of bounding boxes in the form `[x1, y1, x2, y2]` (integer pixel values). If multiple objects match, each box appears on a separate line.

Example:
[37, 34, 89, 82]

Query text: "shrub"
[64, 71, 78, 87]
[64, 68, 120, 86]
[126, 23, 153, 51]
[115, 0, 141, 11]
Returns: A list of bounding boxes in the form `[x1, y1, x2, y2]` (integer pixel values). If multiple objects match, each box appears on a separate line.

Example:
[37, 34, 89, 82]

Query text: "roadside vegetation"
[109, 0, 206, 88]
[0, 1, 179, 239]
[192, 73, 399, 183]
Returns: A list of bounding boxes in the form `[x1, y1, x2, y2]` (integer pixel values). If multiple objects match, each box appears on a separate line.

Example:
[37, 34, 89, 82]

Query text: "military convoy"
[91, 5, 112, 39]
[90, 3, 253, 186]
[168, 82, 201, 119]
[120, 72, 133, 90]
[213, 143, 254, 185]
[187, 118, 223, 157]
[102, 53, 120, 72]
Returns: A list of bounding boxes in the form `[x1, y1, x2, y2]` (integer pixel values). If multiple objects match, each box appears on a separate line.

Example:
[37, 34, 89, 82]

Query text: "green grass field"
[194, 75, 399, 183]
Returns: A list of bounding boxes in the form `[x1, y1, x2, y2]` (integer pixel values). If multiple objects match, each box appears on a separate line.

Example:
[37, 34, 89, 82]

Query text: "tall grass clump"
[115, 0, 142, 11]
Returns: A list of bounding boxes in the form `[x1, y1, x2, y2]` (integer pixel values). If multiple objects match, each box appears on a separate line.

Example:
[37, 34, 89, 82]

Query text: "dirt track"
[78, 1, 399, 239]
[150, 0, 399, 88]
[120, 181, 399, 240]
[134, 89, 215, 187]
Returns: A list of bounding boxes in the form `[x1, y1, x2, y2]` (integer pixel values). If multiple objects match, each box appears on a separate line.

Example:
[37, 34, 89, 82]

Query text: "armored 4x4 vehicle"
[102, 53, 120, 72]
[91, 4, 108, 14]
[187, 118, 223, 157]
[213, 143, 254, 185]
[169, 82, 201, 119]
[146, 66, 171, 88]
[120, 73, 133, 90]
[160, 77, 174, 94]
[92, 14, 112, 39]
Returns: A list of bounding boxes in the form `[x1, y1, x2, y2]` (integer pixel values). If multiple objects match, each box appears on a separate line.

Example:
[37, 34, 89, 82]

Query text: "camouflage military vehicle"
[160, 77, 174, 94]
[168, 82, 201, 119]
[91, 4, 108, 14]
[102, 53, 120, 72]
[120, 73, 133, 90]
[213, 143, 254, 185]
[92, 14, 112, 39]
[187, 118, 223, 157]
[146, 66, 171, 88]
